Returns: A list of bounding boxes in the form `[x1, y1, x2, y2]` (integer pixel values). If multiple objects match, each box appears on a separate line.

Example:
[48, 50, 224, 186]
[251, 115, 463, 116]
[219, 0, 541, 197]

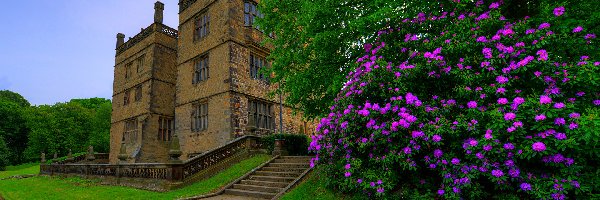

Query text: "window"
[123, 119, 138, 143]
[158, 117, 173, 141]
[135, 85, 142, 102]
[125, 62, 133, 79]
[191, 102, 208, 132]
[250, 54, 269, 82]
[123, 89, 131, 106]
[249, 100, 273, 130]
[136, 55, 145, 73]
[244, 1, 263, 27]
[193, 55, 209, 84]
[194, 12, 209, 40]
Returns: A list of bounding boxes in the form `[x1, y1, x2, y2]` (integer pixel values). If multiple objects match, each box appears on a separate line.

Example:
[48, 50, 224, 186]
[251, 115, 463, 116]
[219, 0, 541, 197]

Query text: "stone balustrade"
[40, 135, 262, 185]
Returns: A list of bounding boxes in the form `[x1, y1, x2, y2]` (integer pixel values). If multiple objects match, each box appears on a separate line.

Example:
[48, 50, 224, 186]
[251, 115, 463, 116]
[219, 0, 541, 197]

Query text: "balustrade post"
[66, 149, 74, 162]
[86, 146, 95, 161]
[169, 133, 183, 164]
[41, 152, 46, 164]
[118, 141, 129, 164]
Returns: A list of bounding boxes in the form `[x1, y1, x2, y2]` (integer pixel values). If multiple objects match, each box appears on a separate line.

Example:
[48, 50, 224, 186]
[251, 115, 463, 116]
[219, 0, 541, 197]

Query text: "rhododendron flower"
[569, 122, 578, 130]
[555, 118, 566, 125]
[573, 26, 583, 33]
[451, 158, 460, 165]
[345, 171, 351, 177]
[537, 49, 548, 61]
[467, 101, 478, 108]
[483, 47, 493, 59]
[503, 143, 515, 150]
[540, 95, 552, 104]
[554, 102, 565, 109]
[485, 129, 493, 139]
[492, 169, 504, 177]
[521, 183, 532, 191]
[434, 149, 443, 158]
[553, 6, 565, 16]
[496, 76, 509, 84]
[555, 132, 567, 140]
[504, 112, 516, 121]
[507, 126, 516, 133]
[432, 135, 442, 142]
[496, 87, 506, 94]
[535, 114, 547, 121]
[513, 97, 525, 105]
[438, 189, 445, 196]
[569, 112, 580, 118]
[497, 98, 508, 104]
[539, 22, 551, 29]
[377, 187, 384, 193]
[532, 142, 547, 152]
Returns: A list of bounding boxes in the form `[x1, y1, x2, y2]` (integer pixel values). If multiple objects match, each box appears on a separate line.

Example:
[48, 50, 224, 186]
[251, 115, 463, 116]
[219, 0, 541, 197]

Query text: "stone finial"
[168, 133, 183, 164]
[41, 152, 46, 163]
[86, 146, 95, 161]
[118, 141, 128, 163]
[66, 149, 74, 162]
[116, 33, 125, 48]
[154, 1, 165, 24]
[246, 115, 257, 135]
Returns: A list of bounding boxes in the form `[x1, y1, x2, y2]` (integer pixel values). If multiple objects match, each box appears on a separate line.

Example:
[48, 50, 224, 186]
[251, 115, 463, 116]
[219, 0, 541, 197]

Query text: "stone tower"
[109, 1, 315, 164]
[109, 1, 178, 164]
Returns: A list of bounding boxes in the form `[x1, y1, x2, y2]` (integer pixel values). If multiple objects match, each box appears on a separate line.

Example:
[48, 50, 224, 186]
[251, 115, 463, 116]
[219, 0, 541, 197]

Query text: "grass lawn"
[0, 154, 271, 200]
[281, 168, 360, 200]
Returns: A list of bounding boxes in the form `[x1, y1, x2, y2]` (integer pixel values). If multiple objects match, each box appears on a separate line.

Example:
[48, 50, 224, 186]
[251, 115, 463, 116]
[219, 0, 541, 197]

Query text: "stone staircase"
[223, 156, 311, 199]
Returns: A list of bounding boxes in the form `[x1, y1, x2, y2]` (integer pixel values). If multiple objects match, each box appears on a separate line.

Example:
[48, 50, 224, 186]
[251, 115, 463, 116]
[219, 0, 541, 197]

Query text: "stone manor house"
[109, 1, 313, 164]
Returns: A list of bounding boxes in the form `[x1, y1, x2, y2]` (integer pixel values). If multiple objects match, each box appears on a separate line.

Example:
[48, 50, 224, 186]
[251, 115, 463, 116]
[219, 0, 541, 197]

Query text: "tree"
[0, 101, 29, 165]
[0, 90, 30, 107]
[0, 136, 9, 171]
[259, 0, 600, 119]
[24, 102, 93, 160]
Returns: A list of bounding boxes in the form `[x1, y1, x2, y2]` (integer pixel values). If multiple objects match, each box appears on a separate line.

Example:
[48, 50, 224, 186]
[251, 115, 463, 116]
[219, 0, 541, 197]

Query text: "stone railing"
[182, 135, 259, 180]
[40, 135, 261, 184]
[116, 23, 178, 56]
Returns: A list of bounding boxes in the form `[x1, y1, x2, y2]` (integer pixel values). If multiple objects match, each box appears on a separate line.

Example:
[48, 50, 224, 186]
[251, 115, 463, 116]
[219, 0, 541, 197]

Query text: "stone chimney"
[116, 33, 125, 48]
[154, 1, 165, 24]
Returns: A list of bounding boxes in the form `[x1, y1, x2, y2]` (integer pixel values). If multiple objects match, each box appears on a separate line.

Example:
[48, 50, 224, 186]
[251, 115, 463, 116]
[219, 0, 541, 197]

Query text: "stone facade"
[109, 1, 315, 164]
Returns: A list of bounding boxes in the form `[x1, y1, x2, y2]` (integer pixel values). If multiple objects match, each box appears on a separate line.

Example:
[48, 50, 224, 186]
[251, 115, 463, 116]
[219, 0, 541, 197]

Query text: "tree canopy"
[259, 0, 600, 119]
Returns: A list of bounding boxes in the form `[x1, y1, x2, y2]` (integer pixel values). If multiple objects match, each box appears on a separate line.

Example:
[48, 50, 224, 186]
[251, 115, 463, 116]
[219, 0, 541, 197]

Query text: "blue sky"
[0, 0, 179, 105]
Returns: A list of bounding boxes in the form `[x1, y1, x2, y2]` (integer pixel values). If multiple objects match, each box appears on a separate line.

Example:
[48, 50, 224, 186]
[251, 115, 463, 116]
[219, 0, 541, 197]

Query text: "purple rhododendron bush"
[308, 1, 599, 199]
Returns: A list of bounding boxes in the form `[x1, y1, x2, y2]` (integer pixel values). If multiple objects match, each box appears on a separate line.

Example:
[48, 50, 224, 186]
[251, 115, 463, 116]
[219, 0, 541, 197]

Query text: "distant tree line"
[0, 90, 111, 170]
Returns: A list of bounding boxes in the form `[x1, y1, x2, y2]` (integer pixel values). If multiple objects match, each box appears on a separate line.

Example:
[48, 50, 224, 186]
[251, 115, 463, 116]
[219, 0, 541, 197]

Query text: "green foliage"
[261, 134, 310, 156]
[0, 90, 30, 107]
[23, 98, 112, 162]
[282, 167, 361, 200]
[309, 1, 599, 199]
[259, 0, 419, 118]
[0, 155, 271, 199]
[0, 136, 10, 171]
[0, 100, 29, 165]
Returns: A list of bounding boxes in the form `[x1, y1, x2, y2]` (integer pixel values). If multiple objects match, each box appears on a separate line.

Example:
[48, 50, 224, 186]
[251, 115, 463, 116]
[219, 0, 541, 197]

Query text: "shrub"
[309, 1, 599, 199]
[0, 136, 9, 171]
[261, 134, 311, 156]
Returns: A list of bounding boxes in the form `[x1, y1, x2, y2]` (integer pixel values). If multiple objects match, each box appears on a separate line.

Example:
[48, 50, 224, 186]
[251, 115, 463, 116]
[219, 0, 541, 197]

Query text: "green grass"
[0, 164, 40, 179]
[0, 154, 271, 200]
[281, 168, 359, 200]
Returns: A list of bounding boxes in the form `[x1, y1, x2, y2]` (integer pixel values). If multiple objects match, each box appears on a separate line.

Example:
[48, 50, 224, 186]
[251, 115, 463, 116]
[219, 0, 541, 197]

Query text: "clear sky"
[0, 0, 179, 105]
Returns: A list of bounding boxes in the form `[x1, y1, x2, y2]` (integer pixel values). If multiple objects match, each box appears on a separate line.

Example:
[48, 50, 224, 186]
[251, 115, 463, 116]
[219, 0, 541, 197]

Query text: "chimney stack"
[116, 33, 125, 48]
[154, 1, 165, 24]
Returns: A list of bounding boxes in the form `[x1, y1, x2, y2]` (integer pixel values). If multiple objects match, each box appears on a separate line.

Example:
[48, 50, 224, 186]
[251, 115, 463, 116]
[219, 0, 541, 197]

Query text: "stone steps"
[221, 156, 312, 199]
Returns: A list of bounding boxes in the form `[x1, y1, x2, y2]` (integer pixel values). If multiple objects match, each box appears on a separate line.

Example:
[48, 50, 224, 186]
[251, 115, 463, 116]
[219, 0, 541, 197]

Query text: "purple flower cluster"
[309, 4, 592, 199]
